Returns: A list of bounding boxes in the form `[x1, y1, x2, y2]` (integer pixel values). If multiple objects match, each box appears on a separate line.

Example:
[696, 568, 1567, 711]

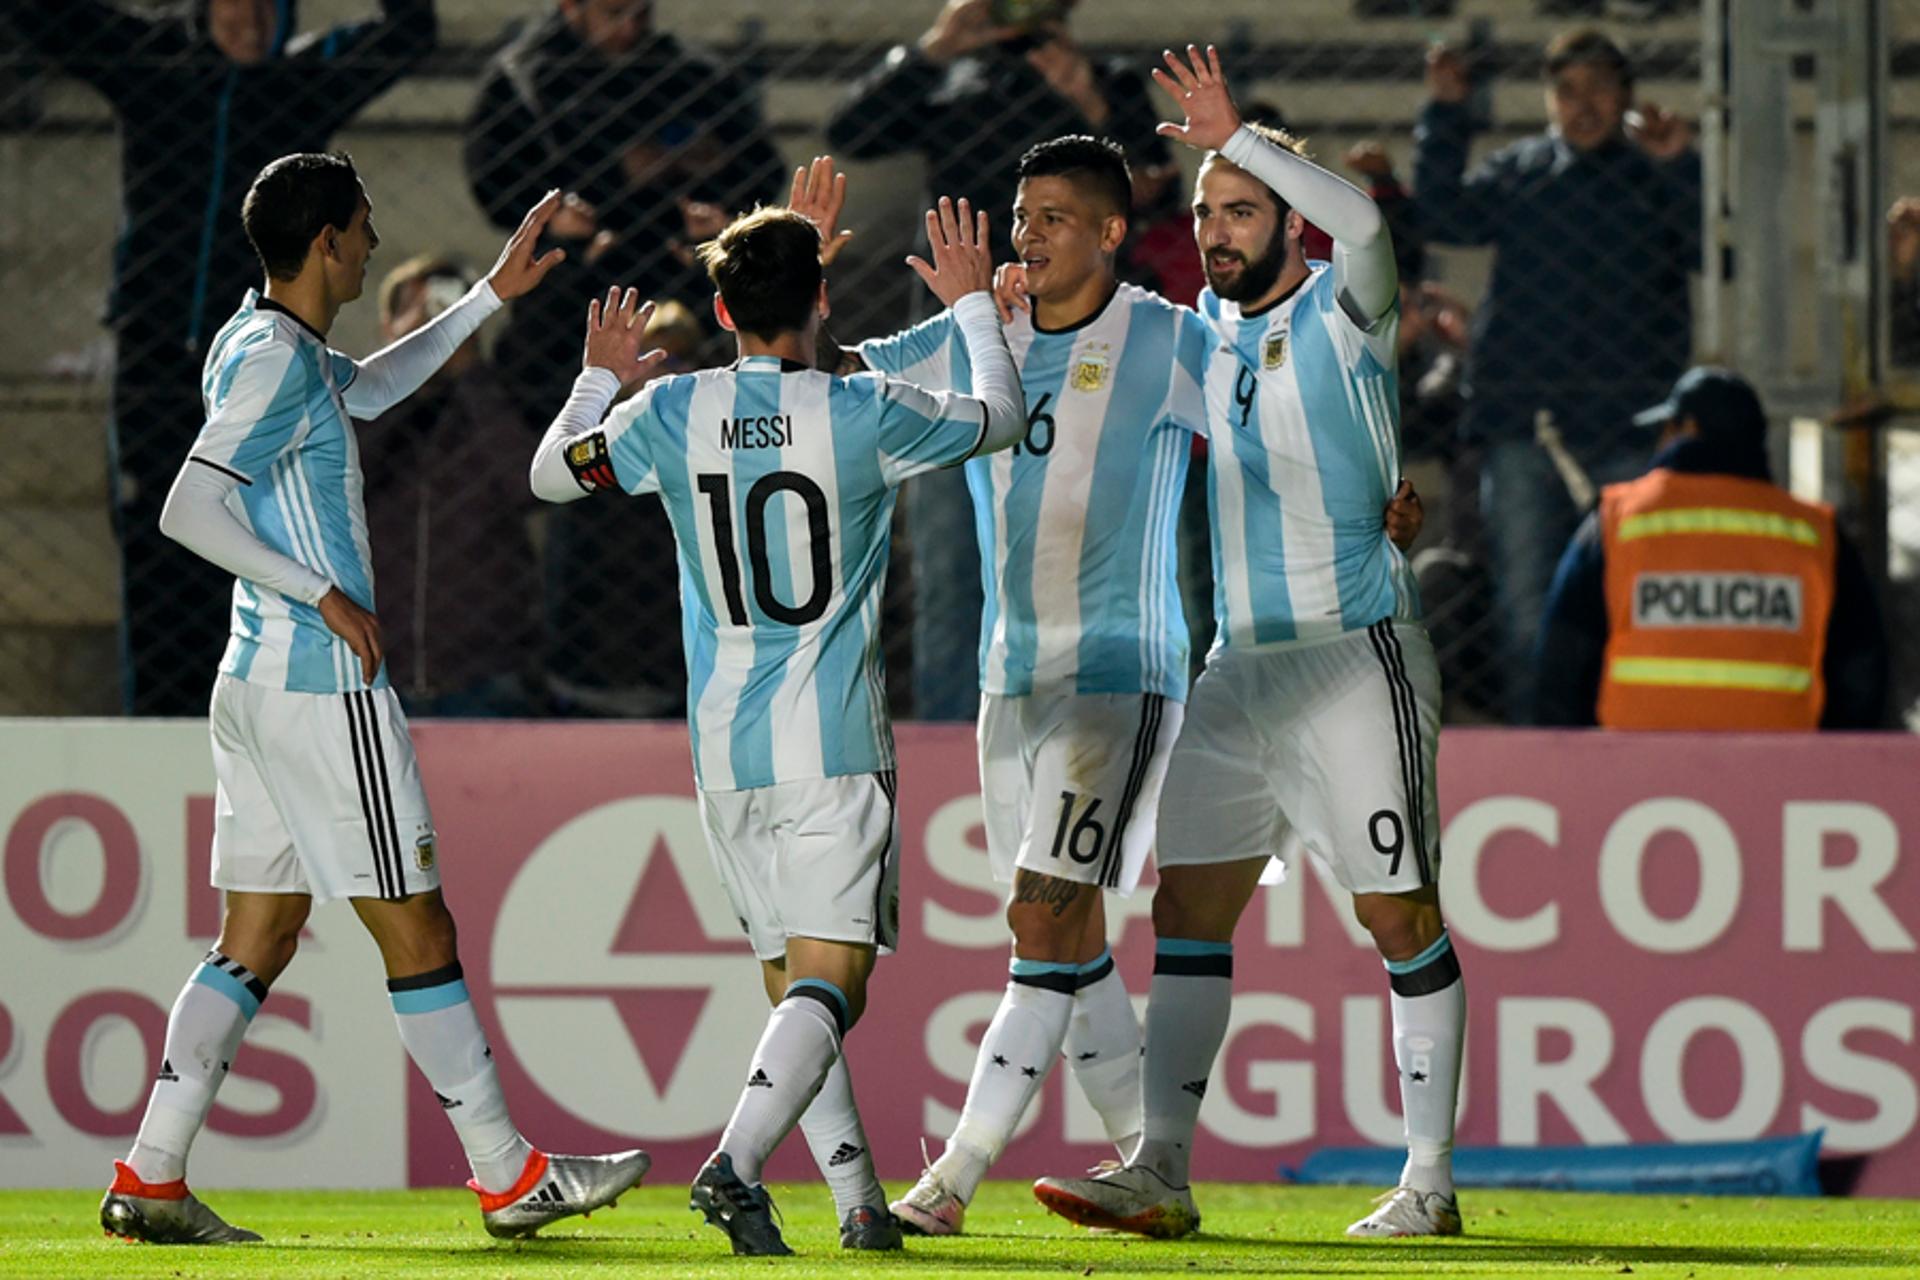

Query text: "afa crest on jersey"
[1263, 332, 1289, 370]
[1070, 351, 1110, 393]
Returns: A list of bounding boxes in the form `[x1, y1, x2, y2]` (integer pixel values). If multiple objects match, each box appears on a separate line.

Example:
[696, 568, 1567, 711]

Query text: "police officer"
[1533, 367, 1887, 729]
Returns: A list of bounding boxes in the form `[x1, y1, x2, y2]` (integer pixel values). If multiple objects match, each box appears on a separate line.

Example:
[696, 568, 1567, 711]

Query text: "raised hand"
[582, 286, 669, 391]
[905, 197, 994, 309]
[1425, 42, 1470, 105]
[1628, 101, 1694, 161]
[992, 260, 1031, 323]
[1152, 44, 1242, 154]
[319, 587, 383, 684]
[918, 0, 1023, 64]
[487, 189, 570, 301]
[789, 155, 854, 266]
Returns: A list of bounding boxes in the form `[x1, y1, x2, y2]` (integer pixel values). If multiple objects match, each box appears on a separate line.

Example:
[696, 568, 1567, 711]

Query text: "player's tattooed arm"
[1012, 870, 1089, 919]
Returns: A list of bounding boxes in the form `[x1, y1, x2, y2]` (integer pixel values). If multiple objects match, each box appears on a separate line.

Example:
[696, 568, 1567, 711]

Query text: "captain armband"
[564, 431, 618, 494]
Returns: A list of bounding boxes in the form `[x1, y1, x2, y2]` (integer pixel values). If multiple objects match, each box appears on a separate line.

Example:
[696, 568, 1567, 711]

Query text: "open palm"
[1152, 44, 1242, 154]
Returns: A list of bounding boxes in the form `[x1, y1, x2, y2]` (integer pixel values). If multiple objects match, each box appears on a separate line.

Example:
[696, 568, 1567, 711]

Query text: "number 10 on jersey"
[695, 471, 834, 626]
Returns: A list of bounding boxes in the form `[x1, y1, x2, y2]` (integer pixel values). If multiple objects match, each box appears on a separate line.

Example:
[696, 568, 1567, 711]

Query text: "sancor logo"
[1632, 572, 1802, 631]
[489, 798, 764, 1141]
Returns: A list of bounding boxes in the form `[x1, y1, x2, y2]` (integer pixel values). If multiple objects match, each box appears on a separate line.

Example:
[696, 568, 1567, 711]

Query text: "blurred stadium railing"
[3, 0, 1907, 725]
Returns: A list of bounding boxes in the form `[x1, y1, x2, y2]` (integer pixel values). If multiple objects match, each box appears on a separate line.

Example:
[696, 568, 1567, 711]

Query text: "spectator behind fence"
[465, 0, 786, 426]
[1413, 26, 1700, 721]
[1533, 367, 1887, 730]
[357, 257, 540, 717]
[542, 300, 707, 719]
[1888, 197, 1920, 366]
[3, 0, 436, 714]
[825, 0, 1169, 719]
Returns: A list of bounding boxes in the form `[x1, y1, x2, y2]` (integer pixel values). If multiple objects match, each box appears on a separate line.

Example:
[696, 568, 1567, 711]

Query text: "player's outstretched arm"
[529, 287, 668, 504]
[342, 190, 568, 421]
[907, 197, 1024, 453]
[1155, 44, 1397, 324]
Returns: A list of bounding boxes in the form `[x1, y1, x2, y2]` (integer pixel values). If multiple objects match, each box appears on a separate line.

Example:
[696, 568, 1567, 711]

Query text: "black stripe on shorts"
[1100, 693, 1165, 890]
[344, 691, 404, 899]
[1366, 621, 1432, 887]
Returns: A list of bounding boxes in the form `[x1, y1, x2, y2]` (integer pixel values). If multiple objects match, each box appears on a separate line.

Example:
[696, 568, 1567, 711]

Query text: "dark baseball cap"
[1632, 366, 1766, 437]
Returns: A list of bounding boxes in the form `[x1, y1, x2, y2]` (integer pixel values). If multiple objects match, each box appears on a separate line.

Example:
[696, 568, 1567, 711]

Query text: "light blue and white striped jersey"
[857, 283, 1209, 701]
[1197, 262, 1420, 649]
[594, 355, 988, 792]
[188, 290, 382, 694]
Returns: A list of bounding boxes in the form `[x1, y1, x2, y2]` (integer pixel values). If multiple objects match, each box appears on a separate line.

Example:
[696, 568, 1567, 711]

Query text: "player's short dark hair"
[1016, 135, 1133, 217]
[696, 207, 823, 338]
[1544, 27, 1633, 90]
[243, 152, 364, 281]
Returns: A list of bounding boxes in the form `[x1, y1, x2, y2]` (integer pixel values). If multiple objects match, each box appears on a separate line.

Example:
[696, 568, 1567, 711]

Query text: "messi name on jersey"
[720, 413, 794, 449]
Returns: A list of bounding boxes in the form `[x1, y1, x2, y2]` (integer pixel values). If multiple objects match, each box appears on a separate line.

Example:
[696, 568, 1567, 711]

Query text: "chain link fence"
[15, 0, 1892, 729]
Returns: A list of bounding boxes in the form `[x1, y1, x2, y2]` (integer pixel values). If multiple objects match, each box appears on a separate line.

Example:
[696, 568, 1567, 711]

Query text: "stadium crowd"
[0, 0, 1887, 729]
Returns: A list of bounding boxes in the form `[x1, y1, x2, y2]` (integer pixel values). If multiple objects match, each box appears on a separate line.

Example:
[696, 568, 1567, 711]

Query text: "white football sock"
[1065, 952, 1143, 1157]
[388, 963, 532, 1194]
[1387, 931, 1466, 1198]
[719, 983, 844, 1186]
[799, 1054, 886, 1216]
[1133, 940, 1233, 1188]
[127, 952, 264, 1184]
[934, 968, 1075, 1203]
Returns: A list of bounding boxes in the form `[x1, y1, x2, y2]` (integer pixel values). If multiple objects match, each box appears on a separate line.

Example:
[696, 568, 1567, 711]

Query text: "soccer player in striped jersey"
[1032, 47, 1467, 1242]
[529, 197, 1027, 1255]
[814, 137, 1207, 1236]
[105, 154, 650, 1247]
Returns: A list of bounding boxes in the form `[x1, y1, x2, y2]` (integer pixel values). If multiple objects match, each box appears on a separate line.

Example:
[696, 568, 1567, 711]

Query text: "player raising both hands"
[1031, 46, 1466, 1242]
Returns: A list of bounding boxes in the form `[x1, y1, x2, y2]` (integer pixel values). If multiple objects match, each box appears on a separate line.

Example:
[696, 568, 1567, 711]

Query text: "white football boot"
[1345, 1184, 1463, 1238]
[471, 1148, 651, 1239]
[889, 1167, 967, 1237]
[1031, 1162, 1200, 1239]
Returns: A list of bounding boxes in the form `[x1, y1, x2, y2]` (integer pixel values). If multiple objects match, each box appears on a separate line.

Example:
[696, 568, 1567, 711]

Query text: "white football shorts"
[208, 673, 441, 903]
[1158, 620, 1441, 895]
[699, 771, 902, 961]
[977, 690, 1183, 896]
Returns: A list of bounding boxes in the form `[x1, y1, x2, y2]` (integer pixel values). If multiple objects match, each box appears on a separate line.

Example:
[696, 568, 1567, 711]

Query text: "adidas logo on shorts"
[748, 1068, 774, 1089]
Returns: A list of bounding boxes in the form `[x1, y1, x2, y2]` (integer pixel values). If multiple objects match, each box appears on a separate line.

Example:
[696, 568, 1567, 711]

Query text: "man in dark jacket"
[824, 0, 1169, 721]
[464, 0, 785, 425]
[1534, 368, 1887, 729]
[359, 258, 541, 717]
[464, 2, 784, 716]
[5, 0, 436, 714]
[1413, 27, 1700, 721]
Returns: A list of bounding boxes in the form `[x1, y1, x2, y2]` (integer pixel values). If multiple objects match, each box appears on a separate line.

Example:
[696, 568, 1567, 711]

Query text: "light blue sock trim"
[1076, 948, 1115, 974]
[1384, 930, 1453, 976]
[191, 963, 262, 1021]
[1009, 957, 1082, 977]
[786, 978, 851, 1028]
[389, 979, 471, 1015]
[1156, 938, 1234, 958]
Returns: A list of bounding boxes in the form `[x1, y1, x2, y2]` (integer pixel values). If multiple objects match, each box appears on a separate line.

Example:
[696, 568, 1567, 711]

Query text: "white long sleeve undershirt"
[1219, 124, 1398, 326]
[529, 289, 1025, 503]
[340, 279, 502, 420]
[158, 460, 334, 605]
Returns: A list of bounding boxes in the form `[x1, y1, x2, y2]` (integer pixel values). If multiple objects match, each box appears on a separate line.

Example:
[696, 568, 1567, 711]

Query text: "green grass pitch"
[3, 1182, 1918, 1278]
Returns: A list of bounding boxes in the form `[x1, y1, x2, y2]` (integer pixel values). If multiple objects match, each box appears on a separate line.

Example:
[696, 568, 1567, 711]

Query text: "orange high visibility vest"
[1596, 469, 1835, 730]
